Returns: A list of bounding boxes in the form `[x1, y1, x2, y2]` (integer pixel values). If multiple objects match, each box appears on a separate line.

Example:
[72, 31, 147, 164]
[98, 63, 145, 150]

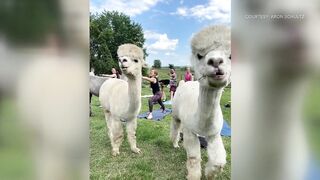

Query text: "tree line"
[90, 11, 147, 75]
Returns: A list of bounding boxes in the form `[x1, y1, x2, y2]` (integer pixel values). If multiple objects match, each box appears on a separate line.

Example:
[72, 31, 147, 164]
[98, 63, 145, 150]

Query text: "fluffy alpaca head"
[117, 44, 146, 78]
[191, 25, 231, 88]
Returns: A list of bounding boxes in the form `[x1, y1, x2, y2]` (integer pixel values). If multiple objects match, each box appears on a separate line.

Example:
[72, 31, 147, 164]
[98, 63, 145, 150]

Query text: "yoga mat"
[138, 109, 231, 137]
[163, 100, 172, 105]
[221, 120, 231, 137]
[138, 109, 172, 121]
[307, 158, 320, 180]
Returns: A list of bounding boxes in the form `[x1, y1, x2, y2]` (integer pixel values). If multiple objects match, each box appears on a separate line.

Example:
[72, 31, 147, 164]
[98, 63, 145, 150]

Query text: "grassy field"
[90, 68, 231, 179]
[1, 70, 319, 180]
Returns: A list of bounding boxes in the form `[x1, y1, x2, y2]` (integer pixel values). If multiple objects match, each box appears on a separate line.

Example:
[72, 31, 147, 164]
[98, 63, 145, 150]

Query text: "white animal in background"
[89, 75, 109, 116]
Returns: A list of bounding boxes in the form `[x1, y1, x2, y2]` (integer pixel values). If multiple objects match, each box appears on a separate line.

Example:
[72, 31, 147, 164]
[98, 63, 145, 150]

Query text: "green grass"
[304, 80, 320, 161]
[90, 68, 231, 179]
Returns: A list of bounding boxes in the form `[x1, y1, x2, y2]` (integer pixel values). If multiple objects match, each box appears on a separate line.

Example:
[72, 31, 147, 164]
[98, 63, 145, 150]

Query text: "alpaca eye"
[197, 54, 203, 60]
[133, 59, 139, 63]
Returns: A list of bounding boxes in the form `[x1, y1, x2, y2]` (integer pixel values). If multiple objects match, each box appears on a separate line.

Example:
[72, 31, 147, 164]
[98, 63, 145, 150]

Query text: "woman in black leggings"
[142, 69, 165, 119]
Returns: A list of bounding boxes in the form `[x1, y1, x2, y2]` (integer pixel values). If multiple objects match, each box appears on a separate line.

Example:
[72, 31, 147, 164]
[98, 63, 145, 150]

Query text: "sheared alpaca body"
[171, 26, 231, 180]
[99, 44, 145, 156]
[100, 78, 141, 122]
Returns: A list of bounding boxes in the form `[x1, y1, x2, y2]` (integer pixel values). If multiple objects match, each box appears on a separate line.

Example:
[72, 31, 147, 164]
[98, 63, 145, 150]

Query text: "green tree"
[142, 66, 149, 77]
[90, 11, 145, 74]
[168, 64, 174, 69]
[153, 59, 161, 68]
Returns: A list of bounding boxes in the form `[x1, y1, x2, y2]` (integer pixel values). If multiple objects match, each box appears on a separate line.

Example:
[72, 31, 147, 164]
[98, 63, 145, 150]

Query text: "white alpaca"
[99, 44, 146, 156]
[171, 26, 231, 179]
[89, 75, 109, 116]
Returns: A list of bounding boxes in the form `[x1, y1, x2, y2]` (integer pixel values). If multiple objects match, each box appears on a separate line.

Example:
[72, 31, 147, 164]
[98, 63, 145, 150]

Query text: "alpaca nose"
[122, 58, 128, 63]
[207, 58, 223, 67]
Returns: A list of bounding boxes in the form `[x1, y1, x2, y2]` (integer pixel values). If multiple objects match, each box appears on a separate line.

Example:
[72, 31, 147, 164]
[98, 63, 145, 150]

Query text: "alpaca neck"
[127, 75, 142, 114]
[197, 85, 223, 128]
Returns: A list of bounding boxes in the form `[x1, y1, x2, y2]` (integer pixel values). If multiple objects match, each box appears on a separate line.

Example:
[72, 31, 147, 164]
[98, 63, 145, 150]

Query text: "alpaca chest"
[110, 98, 141, 119]
[184, 112, 224, 137]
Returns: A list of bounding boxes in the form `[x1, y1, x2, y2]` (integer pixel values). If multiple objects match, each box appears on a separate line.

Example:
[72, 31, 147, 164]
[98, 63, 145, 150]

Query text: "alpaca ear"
[224, 50, 231, 60]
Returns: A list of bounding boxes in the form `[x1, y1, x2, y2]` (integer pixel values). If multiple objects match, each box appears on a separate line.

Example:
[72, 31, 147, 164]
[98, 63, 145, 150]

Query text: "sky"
[90, 0, 230, 66]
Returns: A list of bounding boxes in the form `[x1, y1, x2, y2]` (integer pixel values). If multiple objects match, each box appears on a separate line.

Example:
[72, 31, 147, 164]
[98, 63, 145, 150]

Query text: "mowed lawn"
[90, 68, 231, 180]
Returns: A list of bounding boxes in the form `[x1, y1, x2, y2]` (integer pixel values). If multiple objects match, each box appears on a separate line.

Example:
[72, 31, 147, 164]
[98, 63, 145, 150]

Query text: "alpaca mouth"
[121, 66, 128, 71]
[208, 70, 225, 80]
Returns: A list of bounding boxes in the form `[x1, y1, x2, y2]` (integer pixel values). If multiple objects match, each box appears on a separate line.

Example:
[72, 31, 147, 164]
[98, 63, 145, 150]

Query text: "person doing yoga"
[142, 69, 165, 119]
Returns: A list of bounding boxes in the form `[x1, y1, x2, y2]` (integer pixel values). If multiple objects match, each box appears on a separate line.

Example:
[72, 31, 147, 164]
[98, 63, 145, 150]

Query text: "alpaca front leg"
[106, 113, 124, 156]
[110, 119, 124, 156]
[183, 129, 201, 180]
[205, 135, 226, 179]
[170, 117, 181, 148]
[126, 119, 141, 154]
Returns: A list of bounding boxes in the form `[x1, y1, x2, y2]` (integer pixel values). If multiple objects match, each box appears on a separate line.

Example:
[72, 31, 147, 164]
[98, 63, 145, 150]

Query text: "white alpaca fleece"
[99, 44, 145, 156]
[191, 26, 230, 56]
[117, 43, 144, 61]
[171, 25, 231, 179]
[191, 26, 231, 82]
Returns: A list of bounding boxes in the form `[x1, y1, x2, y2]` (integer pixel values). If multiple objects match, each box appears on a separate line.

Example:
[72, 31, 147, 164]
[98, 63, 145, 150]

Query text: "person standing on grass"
[101, 68, 120, 79]
[160, 81, 166, 102]
[184, 67, 193, 82]
[169, 68, 177, 101]
[142, 69, 165, 119]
